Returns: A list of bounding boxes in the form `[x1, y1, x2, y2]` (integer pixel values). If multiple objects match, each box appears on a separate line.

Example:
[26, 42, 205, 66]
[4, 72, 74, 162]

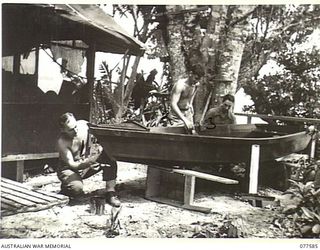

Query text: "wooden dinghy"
[89, 122, 312, 167]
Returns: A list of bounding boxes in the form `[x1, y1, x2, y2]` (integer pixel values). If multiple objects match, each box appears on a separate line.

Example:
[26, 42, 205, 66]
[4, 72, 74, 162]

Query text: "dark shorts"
[57, 151, 117, 196]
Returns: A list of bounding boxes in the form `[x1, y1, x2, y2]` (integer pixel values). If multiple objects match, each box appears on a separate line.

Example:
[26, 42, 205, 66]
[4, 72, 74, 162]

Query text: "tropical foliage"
[241, 6, 320, 118]
[284, 179, 320, 238]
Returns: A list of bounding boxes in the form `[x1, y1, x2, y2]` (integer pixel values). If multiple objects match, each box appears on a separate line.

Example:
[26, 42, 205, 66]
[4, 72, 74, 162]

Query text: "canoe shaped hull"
[89, 123, 312, 167]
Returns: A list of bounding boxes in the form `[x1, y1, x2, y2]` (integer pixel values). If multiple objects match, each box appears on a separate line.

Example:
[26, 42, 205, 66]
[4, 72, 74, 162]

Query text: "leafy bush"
[284, 179, 320, 238]
[243, 48, 320, 120]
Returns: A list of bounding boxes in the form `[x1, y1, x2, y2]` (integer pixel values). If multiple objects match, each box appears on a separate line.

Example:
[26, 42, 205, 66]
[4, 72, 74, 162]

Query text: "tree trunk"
[194, 5, 228, 123]
[165, 5, 195, 82]
[165, 5, 255, 123]
[122, 56, 142, 118]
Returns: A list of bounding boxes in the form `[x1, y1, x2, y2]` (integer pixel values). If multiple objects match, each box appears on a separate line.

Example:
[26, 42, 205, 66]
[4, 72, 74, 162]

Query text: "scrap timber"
[0, 177, 69, 216]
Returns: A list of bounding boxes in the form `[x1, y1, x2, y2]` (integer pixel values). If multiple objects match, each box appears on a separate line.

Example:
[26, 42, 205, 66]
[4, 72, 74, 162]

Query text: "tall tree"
[239, 5, 320, 118]
[164, 5, 256, 123]
[163, 4, 320, 123]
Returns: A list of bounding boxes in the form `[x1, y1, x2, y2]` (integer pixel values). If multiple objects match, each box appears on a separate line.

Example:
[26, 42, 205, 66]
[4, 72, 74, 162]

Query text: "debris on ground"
[0, 162, 297, 238]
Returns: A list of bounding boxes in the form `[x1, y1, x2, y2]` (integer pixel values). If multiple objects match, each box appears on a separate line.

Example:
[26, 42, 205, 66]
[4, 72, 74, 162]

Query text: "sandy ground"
[1, 162, 293, 239]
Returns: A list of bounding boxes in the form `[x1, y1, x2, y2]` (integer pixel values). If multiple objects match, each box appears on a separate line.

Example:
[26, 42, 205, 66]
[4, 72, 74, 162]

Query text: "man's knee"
[61, 180, 84, 197]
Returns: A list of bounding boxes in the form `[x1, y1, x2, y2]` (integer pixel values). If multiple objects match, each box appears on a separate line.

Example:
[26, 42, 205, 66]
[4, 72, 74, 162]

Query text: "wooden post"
[310, 138, 316, 160]
[249, 144, 260, 194]
[16, 160, 24, 183]
[13, 53, 21, 75]
[184, 175, 195, 205]
[35, 46, 39, 86]
[247, 116, 252, 124]
[86, 43, 96, 124]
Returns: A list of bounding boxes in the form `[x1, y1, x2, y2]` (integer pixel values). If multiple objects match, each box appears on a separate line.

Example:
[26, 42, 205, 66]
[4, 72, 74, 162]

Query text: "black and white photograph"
[1, 2, 320, 248]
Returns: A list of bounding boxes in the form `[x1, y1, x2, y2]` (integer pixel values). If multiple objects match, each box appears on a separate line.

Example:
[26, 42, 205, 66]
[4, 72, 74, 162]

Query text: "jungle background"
[91, 4, 320, 127]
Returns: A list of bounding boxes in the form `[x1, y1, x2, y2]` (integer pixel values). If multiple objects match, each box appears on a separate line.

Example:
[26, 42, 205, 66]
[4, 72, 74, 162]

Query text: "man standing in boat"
[168, 65, 204, 132]
[203, 94, 236, 126]
[56, 112, 121, 207]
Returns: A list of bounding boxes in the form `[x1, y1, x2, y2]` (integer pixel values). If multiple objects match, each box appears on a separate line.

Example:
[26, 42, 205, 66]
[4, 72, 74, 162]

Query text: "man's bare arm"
[57, 141, 101, 171]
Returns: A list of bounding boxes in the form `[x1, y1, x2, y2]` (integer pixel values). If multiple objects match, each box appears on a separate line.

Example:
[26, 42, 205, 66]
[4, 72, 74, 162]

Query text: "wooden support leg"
[145, 167, 212, 213]
[16, 160, 24, 183]
[145, 166, 161, 198]
[249, 144, 260, 194]
[182, 175, 211, 213]
[184, 175, 195, 205]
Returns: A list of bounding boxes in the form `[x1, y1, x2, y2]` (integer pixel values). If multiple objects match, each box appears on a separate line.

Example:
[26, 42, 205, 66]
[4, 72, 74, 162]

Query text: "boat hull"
[89, 123, 312, 167]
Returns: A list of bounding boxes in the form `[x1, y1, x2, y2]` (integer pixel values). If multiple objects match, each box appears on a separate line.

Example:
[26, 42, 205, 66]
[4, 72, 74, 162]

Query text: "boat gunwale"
[89, 125, 310, 145]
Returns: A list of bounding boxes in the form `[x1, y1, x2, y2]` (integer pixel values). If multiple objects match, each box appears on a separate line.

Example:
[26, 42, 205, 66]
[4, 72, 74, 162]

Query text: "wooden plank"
[1, 192, 36, 207]
[235, 113, 320, 124]
[184, 175, 195, 205]
[1, 194, 69, 217]
[1, 202, 16, 211]
[1, 198, 69, 217]
[146, 196, 211, 213]
[1, 179, 59, 202]
[182, 204, 212, 213]
[153, 6, 209, 18]
[172, 169, 239, 185]
[1, 196, 32, 211]
[1, 177, 34, 188]
[1, 178, 68, 201]
[1, 197, 24, 209]
[34, 189, 69, 201]
[1, 186, 49, 204]
[1, 177, 69, 217]
[2, 152, 59, 162]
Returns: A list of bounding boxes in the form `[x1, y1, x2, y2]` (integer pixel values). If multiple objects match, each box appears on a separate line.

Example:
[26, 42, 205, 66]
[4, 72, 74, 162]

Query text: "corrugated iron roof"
[2, 4, 145, 56]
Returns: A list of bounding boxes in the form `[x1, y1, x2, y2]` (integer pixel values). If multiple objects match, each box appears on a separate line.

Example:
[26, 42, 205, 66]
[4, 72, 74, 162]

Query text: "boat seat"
[145, 165, 239, 213]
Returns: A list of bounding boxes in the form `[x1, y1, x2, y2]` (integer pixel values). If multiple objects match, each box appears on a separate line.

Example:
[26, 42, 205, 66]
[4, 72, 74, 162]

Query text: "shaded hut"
[2, 4, 144, 181]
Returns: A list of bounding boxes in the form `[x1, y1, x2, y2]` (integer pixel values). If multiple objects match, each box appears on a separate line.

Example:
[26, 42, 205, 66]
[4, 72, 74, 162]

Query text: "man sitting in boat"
[203, 94, 236, 126]
[56, 112, 120, 207]
[168, 64, 204, 132]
